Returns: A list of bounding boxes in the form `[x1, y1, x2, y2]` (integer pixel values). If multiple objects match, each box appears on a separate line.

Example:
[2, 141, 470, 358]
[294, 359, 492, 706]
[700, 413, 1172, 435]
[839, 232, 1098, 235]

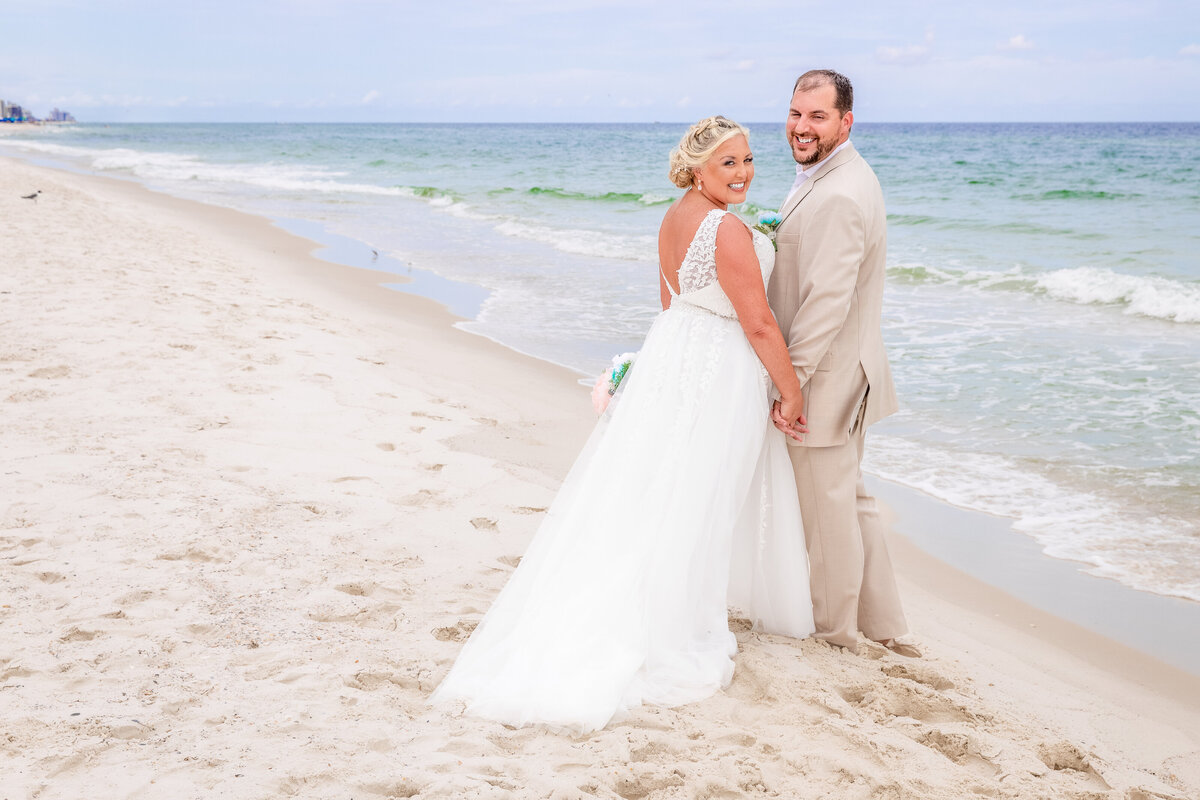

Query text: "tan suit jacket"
[767, 142, 898, 448]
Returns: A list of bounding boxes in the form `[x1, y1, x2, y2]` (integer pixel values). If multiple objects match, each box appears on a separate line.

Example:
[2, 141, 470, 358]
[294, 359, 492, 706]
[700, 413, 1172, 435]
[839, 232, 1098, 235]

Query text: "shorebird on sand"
[21, 190, 41, 202]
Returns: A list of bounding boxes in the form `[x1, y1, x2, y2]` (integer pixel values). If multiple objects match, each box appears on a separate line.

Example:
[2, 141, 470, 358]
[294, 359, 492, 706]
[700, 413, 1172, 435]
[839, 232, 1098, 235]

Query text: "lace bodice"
[668, 209, 775, 319]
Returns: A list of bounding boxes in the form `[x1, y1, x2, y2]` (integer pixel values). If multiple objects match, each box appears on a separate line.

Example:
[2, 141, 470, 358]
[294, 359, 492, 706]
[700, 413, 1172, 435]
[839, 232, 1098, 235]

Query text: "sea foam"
[888, 262, 1200, 324]
[493, 220, 657, 263]
[1035, 267, 1200, 324]
[7, 140, 416, 198]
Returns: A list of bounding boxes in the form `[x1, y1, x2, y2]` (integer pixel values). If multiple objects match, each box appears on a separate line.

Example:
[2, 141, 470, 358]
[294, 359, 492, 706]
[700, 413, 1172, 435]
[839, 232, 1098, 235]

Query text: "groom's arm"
[785, 192, 864, 384]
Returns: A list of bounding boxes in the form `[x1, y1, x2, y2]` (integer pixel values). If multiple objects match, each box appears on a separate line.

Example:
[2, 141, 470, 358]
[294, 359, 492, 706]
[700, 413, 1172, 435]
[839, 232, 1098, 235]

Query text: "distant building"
[0, 99, 67, 122]
[1, 101, 28, 122]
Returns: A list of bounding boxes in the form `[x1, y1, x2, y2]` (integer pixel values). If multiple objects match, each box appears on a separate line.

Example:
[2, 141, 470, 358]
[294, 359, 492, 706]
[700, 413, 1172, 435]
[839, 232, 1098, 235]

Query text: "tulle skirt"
[429, 304, 814, 734]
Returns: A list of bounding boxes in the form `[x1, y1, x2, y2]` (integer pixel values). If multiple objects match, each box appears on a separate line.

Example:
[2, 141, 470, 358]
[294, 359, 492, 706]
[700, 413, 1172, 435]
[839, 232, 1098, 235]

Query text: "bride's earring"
[697, 179, 703, 193]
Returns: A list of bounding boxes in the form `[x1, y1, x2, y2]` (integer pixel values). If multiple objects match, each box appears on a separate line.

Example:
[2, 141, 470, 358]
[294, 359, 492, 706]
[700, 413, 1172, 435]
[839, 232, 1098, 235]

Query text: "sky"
[2, 0, 1199, 123]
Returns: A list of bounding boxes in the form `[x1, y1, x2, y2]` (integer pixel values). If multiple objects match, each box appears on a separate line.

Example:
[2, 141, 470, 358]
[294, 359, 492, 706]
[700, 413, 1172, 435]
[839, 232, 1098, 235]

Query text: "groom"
[767, 70, 915, 657]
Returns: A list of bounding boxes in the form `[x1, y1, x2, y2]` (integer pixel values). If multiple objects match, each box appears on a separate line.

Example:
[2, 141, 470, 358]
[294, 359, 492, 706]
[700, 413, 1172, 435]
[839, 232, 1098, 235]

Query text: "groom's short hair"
[793, 70, 854, 116]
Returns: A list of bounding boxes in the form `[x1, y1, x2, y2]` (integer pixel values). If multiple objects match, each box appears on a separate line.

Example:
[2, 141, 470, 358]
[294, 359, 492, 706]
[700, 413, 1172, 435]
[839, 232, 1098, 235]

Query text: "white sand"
[2, 156, 1198, 799]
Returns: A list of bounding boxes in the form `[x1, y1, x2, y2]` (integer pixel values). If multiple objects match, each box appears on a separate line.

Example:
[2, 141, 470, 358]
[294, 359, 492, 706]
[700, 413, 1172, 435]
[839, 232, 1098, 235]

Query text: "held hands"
[772, 397, 808, 442]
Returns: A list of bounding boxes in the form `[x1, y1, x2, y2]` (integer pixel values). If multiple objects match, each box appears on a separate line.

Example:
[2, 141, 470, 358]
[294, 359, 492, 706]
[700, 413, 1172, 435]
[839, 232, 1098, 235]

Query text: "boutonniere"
[753, 213, 782, 250]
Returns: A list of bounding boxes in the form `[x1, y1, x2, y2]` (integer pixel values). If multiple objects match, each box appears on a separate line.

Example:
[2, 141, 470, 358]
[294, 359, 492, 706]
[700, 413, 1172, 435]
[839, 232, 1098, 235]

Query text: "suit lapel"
[778, 177, 815, 223]
[778, 142, 859, 225]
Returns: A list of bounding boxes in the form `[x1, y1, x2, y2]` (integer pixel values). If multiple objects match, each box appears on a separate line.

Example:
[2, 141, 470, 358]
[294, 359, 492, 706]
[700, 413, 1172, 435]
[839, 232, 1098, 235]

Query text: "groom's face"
[786, 84, 853, 167]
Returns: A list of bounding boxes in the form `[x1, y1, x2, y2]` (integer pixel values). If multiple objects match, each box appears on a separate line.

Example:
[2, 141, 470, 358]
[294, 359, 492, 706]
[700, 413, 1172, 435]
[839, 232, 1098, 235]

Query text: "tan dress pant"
[788, 417, 908, 651]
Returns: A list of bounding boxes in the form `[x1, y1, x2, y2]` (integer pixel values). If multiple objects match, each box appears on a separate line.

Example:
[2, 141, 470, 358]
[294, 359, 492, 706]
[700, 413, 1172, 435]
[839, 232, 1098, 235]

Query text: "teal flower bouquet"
[590, 352, 637, 414]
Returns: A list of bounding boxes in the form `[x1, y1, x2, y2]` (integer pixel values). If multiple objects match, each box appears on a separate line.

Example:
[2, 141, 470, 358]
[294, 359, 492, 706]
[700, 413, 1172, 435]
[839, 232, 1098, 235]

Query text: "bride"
[430, 116, 815, 734]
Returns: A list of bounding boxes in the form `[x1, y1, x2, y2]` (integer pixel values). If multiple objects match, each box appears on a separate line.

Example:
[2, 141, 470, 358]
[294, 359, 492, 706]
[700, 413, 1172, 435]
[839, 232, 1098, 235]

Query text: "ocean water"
[3, 121, 1198, 603]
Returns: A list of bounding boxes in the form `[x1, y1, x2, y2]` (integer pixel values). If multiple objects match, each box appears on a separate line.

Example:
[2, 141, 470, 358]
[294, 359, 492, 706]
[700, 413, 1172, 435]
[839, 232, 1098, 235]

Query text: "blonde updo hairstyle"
[668, 115, 751, 190]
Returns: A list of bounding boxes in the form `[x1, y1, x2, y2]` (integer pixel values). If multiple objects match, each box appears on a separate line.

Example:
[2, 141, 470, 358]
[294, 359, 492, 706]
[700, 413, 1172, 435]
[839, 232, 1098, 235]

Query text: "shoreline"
[873, 477, 1200, 677]
[3, 154, 1198, 798]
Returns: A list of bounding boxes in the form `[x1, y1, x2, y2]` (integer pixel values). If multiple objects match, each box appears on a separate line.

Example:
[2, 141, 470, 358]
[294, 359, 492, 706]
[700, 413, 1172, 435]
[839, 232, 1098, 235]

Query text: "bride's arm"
[714, 217, 806, 434]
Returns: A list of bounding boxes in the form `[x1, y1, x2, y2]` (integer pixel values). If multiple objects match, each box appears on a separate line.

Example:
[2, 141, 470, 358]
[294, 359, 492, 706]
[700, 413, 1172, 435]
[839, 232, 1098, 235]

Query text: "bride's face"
[695, 134, 753, 206]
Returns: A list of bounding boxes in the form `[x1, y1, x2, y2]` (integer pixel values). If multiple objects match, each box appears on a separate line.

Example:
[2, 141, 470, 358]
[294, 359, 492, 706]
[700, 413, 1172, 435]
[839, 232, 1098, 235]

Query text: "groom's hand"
[772, 400, 807, 442]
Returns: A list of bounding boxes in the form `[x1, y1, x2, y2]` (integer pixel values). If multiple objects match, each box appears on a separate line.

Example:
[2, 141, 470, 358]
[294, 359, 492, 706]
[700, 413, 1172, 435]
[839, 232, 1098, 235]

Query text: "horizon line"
[16, 119, 1200, 126]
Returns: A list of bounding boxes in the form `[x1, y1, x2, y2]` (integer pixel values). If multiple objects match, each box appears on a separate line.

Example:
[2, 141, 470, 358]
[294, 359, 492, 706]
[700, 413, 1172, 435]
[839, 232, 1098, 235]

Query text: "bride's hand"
[772, 397, 808, 442]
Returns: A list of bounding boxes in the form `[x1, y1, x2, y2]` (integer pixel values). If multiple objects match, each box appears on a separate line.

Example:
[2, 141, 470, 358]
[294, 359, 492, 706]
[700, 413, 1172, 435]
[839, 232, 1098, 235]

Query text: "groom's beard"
[793, 133, 839, 167]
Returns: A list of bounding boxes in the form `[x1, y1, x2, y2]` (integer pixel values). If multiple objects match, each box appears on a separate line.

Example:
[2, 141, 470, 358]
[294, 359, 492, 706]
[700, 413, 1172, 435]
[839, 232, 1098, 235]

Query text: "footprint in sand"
[432, 619, 478, 642]
[156, 545, 225, 563]
[470, 517, 498, 531]
[59, 626, 100, 643]
[837, 679, 975, 725]
[357, 780, 423, 798]
[1037, 741, 1112, 788]
[916, 728, 1001, 776]
[615, 772, 686, 799]
[343, 669, 423, 693]
[335, 581, 377, 597]
[882, 662, 956, 691]
[116, 589, 155, 606]
[28, 365, 71, 379]
[399, 489, 437, 507]
[6, 389, 50, 403]
[1, 663, 34, 681]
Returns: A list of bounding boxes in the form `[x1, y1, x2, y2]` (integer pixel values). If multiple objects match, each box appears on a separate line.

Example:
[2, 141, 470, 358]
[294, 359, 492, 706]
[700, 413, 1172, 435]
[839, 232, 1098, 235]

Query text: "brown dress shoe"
[876, 638, 922, 658]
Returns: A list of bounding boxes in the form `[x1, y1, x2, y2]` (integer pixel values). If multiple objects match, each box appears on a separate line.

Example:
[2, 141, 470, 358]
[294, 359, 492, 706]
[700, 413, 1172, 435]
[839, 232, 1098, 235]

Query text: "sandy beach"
[3, 155, 1198, 799]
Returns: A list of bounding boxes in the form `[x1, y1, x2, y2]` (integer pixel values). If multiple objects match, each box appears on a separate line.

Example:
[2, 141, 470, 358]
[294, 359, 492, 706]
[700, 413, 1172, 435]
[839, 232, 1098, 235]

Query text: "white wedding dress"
[430, 209, 814, 733]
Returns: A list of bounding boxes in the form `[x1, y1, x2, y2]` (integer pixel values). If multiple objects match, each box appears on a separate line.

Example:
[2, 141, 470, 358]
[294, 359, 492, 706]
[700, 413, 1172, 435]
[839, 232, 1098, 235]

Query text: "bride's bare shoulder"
[659, 196, 710, 241]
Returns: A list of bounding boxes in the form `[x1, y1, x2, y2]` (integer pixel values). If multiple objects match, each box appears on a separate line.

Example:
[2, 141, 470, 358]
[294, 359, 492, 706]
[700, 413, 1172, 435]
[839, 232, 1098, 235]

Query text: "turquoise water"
[4, 121, 1198, 602]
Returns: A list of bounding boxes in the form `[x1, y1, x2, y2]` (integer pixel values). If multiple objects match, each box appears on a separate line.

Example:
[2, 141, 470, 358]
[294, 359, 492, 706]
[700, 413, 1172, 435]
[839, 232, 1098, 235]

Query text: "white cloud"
[616, 96, 653, 109]
[676, 96, 691, 108]
[999, 34, 1034, 51]
[361, 89, 381, 104]
[1180, 44, 1200, 57]
[876, 28, 934, 65]
[41, 92, 154, 108]
[734, 59, 755, 71]
[876, 44, 928, 64]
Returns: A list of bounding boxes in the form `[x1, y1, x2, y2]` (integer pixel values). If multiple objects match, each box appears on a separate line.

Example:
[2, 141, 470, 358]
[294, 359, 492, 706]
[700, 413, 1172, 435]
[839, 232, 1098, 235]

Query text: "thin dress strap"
[660, 265, 678, 297]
